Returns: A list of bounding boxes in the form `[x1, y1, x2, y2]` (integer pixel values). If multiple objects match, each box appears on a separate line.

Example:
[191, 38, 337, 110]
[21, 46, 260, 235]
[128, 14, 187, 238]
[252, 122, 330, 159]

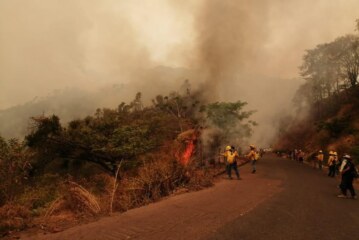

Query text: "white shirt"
[339, 159, 347, 173]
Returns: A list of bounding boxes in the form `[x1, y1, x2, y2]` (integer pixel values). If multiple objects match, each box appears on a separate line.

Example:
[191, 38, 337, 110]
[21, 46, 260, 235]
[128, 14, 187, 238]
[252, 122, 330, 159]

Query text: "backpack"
[346, 161, 358, 178]
[352, 166, 359, 178]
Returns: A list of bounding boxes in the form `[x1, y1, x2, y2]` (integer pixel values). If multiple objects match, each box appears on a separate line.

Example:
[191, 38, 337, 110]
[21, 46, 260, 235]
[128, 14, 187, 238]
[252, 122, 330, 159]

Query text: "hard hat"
[329, 151, 334, 155]
[225, 146, 231, 151]
[250, 144, 255, 149]
[319, 150, 323, 153]
[334, 152, 338, 156]
[343, 154, 352, 159]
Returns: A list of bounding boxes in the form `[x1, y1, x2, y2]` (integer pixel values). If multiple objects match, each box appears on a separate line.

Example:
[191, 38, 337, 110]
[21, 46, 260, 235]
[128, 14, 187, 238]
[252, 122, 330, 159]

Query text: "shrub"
[0, 138, 32, 205]
[316, 116, 353, 138]
[0, 204, 31, 236]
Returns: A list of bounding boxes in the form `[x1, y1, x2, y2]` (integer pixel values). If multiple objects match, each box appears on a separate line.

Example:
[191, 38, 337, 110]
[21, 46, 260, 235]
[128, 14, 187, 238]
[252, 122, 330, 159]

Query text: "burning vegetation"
[0, 83, 256, 236]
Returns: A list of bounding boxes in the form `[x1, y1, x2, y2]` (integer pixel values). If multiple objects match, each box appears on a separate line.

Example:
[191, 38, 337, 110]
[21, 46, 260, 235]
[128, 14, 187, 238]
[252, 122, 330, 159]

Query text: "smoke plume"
[1, 0, 359, 146]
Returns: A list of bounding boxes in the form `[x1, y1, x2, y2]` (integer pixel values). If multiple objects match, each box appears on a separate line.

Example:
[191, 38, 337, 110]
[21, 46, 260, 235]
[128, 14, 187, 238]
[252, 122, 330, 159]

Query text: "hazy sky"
[0, 0, 358, 144]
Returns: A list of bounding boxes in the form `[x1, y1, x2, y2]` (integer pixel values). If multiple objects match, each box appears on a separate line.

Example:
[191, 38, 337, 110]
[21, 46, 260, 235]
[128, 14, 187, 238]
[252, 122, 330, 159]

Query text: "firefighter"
[327, 151, 336, 177]
[246, 145, 258, 173]
[337, 154, 357, 199]
[317, 150, 324, 170]
[221, 146, 240, 180]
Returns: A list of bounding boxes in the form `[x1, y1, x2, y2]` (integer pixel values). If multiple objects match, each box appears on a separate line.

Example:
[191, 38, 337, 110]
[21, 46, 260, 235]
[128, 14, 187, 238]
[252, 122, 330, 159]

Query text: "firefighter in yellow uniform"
[247, 145, 258, 174]
[222, 146, 240, 179]
[317, 150, 324, 170]
[327, 151, 336, 177]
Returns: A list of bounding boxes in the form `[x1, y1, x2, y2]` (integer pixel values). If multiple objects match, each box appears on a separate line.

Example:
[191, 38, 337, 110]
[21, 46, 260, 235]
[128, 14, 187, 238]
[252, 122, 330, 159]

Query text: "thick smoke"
[189, 0, 359, 147]
[1, 0, 359, 145]
[192, 1, 269, 100]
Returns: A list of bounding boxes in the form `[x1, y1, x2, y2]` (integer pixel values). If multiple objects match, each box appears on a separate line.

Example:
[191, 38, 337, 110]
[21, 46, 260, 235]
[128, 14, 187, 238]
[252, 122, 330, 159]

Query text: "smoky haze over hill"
[0, 0, 358, 145]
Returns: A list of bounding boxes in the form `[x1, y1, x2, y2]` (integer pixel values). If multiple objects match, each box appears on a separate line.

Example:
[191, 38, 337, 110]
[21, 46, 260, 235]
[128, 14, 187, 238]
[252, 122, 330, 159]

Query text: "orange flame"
[181, 141, 194, 165]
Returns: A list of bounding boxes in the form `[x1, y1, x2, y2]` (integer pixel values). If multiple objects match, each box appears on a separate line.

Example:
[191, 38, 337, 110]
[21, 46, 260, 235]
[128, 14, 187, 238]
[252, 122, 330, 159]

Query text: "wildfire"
[181, 140, 194, 165]
[175, 129, 198, 166]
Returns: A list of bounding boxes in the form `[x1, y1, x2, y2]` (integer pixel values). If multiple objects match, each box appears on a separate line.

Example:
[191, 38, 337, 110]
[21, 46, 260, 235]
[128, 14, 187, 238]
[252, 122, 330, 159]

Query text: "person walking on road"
[337, 154, 357, 199]
[222, 146, 240, 180]
[328, 151, 336, 177]
[317, 150, 324, 170]
[247, 145, 258, 174]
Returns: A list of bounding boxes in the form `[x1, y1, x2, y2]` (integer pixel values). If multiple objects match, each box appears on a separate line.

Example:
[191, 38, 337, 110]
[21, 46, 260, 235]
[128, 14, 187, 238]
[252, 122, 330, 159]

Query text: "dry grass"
[66, 181, 101, 215]
[113, 157, 187, 211]
[1, 153, 215, 237]
[42, 181, 101, 219]
[0, 203, 31, 236]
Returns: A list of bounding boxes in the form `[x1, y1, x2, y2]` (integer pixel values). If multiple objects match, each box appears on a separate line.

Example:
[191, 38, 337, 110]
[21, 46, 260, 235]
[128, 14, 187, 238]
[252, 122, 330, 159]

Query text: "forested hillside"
[275, 19, 359, 163]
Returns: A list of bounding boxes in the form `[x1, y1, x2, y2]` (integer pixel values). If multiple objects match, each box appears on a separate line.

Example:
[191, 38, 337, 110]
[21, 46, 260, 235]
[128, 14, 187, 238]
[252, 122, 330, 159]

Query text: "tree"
[203, 101, 256, 142]
[331, 35, 359, 88]
[300, 43, 342, 102]
[300, 32, 359, 109]
[152, 83, 201, 132]
[0, 137, 32, 204]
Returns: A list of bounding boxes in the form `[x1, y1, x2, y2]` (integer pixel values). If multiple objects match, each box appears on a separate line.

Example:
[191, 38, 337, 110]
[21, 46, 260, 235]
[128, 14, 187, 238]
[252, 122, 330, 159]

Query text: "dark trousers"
[318, 161, 323, 170]
[328, 165, 336, 177]
[252, 160, 257, 171]
[227, 162, 239, 179]
[340, 175, 356, 197]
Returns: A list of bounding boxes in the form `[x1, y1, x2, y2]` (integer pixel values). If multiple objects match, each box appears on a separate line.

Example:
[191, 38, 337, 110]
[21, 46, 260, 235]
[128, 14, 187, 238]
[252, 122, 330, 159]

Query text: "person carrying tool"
[337, 154, 357, 199]
[221, 146, 241, 180]
[327, 151, 336, 177]
[246, 145, 258, 173]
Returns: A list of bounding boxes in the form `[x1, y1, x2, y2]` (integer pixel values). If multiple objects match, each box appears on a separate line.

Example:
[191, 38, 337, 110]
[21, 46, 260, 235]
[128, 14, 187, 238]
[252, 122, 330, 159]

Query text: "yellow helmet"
[329, 151, 334, 155]
[334, 152, 338, 156]
[319, 150, 323, 153]
[225, 146, 231, 151]
[250, 144, 256, 149]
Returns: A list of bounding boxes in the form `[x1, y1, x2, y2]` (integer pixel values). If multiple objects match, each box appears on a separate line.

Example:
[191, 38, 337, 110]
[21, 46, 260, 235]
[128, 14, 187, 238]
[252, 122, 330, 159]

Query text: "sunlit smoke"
[1, 0, 359, 145]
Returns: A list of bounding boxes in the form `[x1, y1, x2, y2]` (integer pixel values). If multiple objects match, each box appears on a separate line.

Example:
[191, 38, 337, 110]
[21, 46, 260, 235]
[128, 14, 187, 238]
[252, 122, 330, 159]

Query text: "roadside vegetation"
[0, 82, 256, 237]
[275, 19, 359, 164]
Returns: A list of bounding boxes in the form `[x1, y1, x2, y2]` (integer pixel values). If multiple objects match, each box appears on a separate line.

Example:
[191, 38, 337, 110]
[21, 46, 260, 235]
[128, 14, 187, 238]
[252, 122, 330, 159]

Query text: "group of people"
[291, 149, 358, 199]
[221, 145, 260, 180]
[291, 149, 306, 163]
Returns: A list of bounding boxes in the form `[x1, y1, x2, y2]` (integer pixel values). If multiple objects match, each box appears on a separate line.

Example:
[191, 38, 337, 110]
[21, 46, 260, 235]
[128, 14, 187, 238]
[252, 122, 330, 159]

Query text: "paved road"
[207, 155, 359, 240]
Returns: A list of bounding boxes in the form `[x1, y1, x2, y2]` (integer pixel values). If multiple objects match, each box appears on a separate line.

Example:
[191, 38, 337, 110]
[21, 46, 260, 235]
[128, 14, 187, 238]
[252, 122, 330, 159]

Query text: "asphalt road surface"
[23, 155, 359, 240]
[207, 155, 359, 240]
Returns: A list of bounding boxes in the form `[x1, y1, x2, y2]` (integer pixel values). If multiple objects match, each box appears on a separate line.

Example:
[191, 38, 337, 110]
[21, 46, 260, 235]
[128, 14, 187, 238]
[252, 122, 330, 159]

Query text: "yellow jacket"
[222, 151, 239, 164]
[317, 153, 324, 161]
[247, 150, 256, 161]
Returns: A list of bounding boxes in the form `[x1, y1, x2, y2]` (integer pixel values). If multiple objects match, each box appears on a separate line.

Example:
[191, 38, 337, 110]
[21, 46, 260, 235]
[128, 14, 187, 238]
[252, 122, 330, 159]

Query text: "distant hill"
[0, 66, 195, 139]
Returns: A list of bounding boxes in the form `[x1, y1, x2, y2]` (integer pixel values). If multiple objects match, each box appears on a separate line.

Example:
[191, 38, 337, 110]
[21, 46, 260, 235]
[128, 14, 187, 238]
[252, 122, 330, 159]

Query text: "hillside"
[0, 66, 194, 139]
[275, 86, 359, 163]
